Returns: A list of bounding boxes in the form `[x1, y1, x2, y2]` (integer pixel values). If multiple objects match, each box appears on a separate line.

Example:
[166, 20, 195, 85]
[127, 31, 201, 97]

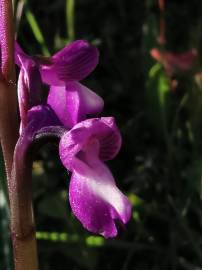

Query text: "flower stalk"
[0, 0, 18, 178]
[9, 139, 38, 270]
[0, 0, 38, 269]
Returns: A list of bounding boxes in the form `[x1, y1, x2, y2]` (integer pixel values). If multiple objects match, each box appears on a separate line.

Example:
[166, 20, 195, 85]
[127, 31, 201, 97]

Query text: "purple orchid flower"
[15, 40, 104, 131]
[17, 106, 132, 238]
[59, 117, 131, 237]
[14, 40, 132, 238]
[15, 46, 43, 132]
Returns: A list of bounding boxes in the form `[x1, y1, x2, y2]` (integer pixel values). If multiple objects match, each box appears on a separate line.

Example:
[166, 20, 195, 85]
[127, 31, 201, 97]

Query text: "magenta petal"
[17, 69, 29, 133]
[40, 40, 99, 85]
[16, 56, 43, 133]
[68, 140, 131, 238]
[27, 105, 61, 131]
[59, 117, 130, 237]
[13, 105, 61, 186]
[15, 41, 32, 67]
[16, 105, 60, 161]
[15, 42, 43, 124]
[47, 82, 104, 128]
[15, 43, 42, 99]
[59, 117, 122, 171]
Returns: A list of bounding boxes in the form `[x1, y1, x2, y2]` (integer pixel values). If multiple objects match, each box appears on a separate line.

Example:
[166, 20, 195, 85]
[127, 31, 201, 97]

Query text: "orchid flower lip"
[59, 117, 122, 171]
[67, 142, 132, 238]
[58, 117, 131, 237]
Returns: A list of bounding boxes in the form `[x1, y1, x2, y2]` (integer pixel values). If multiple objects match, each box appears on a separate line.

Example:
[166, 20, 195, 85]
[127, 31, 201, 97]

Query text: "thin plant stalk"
[0, 151, 13, 270]
[0, 0, 38, 269]
[0, 0, 18, 178]
[10, 141, 38, 270]
[66, 0, 75, 41]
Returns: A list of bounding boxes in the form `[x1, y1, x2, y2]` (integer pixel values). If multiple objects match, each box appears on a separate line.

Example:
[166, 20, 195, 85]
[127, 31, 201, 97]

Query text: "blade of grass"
[15, 0, 25, 38]
[25, 7, 50, 56]
[36, 231, 162, 251]
[36, 231, 104, 247]
[66, 0, 75, 41]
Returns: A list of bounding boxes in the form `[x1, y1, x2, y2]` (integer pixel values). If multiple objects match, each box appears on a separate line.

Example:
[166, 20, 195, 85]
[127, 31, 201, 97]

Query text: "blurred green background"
[1, 0, 202, 269]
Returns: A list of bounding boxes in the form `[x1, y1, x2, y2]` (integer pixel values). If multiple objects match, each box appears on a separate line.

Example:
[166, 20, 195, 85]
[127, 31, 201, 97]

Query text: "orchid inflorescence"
[14, 40, 132, 238]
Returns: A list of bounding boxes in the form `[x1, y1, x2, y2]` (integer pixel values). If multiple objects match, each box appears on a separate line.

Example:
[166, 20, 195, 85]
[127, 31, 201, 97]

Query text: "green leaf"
[25, 7, 50, 56]
[146, 63, 172, 141]
[36, 231, 99, 269]
[66, 0, 75, 41]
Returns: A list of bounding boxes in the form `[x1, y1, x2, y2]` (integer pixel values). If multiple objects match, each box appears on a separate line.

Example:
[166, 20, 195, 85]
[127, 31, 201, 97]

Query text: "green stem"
[25, 6, 50, 56]
[66, 0, 75, 41]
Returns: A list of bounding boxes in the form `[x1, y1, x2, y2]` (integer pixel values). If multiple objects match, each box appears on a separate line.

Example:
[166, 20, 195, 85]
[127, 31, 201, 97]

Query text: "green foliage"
[66, 0, 75, 42]
[25, 5, 50, 55]
[146, 63, 172, 141]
